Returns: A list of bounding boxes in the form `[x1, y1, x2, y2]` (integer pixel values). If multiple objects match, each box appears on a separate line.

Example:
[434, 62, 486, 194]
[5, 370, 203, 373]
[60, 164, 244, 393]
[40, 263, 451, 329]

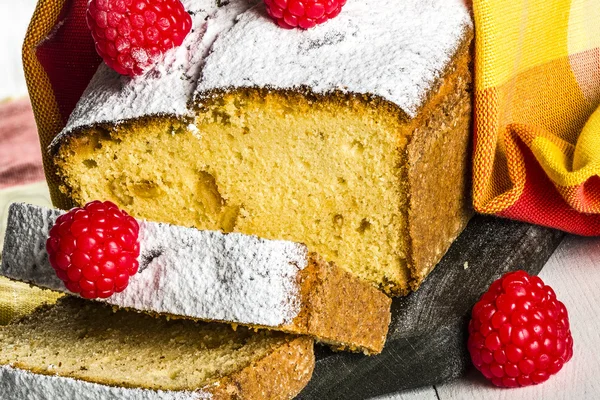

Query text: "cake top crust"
[57, 0, 248, 144]
[197, 0, 471, 118]
[55, 0, 470, 147]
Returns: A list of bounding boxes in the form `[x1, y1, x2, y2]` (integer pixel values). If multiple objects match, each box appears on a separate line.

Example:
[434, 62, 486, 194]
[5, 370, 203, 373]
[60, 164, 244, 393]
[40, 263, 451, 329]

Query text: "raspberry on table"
[467, 270, 573, 388]
[87, 0, 192, 76]
[264, 0, 347, 30]
[46, 201, 140, 300]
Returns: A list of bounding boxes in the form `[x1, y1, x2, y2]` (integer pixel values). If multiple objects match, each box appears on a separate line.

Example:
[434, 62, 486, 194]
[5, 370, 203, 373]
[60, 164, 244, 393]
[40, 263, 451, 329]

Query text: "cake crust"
[290, 254, 391, 353]
[405, 33, 475, 289]
[2, 203, 390, 354]
[205, 336, 314, 399]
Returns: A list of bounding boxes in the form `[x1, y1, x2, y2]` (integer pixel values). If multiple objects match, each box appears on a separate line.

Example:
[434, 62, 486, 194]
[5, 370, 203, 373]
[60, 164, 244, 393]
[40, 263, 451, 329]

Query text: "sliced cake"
[1, 202, 391, 354]
[49, 0, 474, 296]
[0, 297, 314, 400]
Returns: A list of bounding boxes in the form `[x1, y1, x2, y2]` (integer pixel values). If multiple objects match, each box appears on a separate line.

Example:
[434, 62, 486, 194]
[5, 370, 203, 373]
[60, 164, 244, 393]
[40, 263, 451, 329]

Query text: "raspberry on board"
[46, 200, 141, 300]
[87, 0, 192, 76]
[264, 0, 347, 30]
[467, 270, 573, 388]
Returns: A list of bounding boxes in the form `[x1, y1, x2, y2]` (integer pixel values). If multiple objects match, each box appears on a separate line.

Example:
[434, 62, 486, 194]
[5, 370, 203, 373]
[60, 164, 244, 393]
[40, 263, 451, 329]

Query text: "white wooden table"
[1, 2, 598, 399]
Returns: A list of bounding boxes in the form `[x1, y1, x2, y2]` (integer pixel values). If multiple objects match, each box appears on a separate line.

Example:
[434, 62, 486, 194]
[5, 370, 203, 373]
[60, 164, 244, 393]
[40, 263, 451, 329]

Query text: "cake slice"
[48, 0, 473, 296]
[1, 203, 391, 354]
[0, 297, 314, 399]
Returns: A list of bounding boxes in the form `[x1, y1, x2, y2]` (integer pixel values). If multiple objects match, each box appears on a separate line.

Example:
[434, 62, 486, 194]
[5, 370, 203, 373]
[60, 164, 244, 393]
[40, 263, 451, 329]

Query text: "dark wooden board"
[297, 215, 565, 399]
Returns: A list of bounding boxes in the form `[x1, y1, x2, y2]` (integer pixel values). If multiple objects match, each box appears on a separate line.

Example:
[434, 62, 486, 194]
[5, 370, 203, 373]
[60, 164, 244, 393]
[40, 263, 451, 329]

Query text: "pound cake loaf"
[0, 297, 314, 400]
[1, 203, 391, 354]
[50, 0, 474, 295]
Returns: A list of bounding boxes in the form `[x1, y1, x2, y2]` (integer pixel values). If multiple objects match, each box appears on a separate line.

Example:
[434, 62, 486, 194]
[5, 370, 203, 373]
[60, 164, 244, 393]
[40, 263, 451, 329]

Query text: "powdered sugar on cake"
[1, 203, 307, 327]
[53, 0, 470, 147]
[54, 0, 260, 147]
[198, 0, 472, 118]
[0, 366, 210, 400]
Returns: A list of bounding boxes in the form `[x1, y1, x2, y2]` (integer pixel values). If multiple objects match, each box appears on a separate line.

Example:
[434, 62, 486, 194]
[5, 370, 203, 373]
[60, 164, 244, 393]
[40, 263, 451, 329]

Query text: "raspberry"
[46, 201, 140, 299]
[87, 0, 192, 76]
[264, 0, 346, 30]
[468, 270, 573, 388]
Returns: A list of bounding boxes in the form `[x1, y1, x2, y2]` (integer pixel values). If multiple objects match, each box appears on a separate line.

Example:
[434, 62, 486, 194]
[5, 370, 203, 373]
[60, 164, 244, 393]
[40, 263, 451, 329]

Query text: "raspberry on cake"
[46, 200, 140, 299]
[264, 0, 347, 29]
[2, 202, 391, 354]
[50, 0, 473, 296]
[87, 0, 192, 76]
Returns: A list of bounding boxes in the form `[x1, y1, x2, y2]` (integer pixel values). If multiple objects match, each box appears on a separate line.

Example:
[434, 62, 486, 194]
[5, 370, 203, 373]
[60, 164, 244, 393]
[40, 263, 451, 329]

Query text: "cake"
[1, 203, 391, 354]
[0, 297, 314, 399]
[49, 0, 474, 296]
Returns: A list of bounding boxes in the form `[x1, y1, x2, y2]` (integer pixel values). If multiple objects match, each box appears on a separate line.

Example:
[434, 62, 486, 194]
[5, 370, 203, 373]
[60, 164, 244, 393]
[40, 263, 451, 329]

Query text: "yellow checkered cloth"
[473, 0, 600, 234]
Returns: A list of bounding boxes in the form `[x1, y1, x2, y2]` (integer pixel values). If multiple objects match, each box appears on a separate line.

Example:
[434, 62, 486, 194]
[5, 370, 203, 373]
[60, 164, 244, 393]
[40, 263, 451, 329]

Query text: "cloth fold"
[472, 0, 600, 235]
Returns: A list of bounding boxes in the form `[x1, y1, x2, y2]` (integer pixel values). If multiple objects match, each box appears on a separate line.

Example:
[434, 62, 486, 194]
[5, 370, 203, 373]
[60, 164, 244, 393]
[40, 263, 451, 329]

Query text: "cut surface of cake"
[50, 0, 473, 295]
[0, 297, 314, 399]
[2, 203, 391, 354]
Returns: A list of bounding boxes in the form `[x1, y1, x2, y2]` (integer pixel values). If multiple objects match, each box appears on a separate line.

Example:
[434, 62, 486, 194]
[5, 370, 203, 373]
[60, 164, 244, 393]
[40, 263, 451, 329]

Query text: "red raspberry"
[264, 0, 346, 30]
[468, 270, 573, 388]
[87, 0, 192, 76]
[46, 201, 140, 300]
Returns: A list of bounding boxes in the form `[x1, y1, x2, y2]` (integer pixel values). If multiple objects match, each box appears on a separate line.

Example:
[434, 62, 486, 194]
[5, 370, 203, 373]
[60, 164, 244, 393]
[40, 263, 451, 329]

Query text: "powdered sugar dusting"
[53, 0, 470, 148]
[0, 366, 209, 400]
[53, 0, 260, 148]
[1, 203, 307, 327]
[198, 0, 471, 117]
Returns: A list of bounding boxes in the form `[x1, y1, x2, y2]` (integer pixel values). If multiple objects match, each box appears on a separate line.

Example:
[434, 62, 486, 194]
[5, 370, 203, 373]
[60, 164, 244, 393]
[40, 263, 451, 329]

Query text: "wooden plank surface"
[375, 387, 438, 400]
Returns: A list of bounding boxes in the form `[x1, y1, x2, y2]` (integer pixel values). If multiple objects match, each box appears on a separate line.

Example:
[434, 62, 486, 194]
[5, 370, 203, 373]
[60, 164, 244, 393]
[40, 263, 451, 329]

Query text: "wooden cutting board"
[0, 181, 565, 399]
[297, 215, 565, 399]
